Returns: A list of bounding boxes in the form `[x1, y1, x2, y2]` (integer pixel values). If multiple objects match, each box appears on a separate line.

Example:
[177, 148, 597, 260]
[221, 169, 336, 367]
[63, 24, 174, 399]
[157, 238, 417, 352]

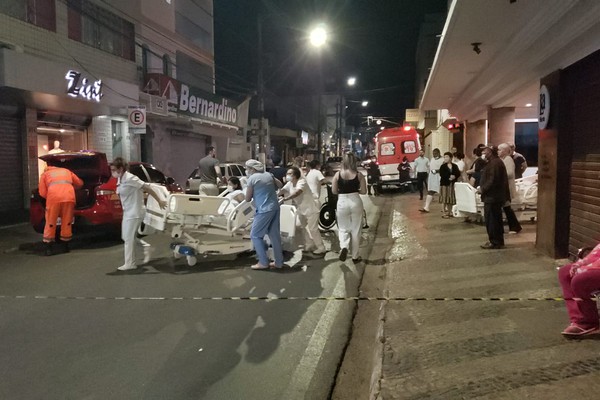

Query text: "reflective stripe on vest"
[47, 179, 73, 186]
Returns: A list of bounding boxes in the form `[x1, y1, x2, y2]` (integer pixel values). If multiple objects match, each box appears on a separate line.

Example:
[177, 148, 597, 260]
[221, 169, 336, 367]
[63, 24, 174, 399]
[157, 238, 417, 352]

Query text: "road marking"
[0, 295, 585, 301]
[282, 264, 348, 399]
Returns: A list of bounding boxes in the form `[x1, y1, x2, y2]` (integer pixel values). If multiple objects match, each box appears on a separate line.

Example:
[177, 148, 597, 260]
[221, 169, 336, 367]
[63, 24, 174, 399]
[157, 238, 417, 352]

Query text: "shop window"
[163, 54, 172, 77]
[67, 0, 134, 61]
[0, 0, 56, 31]
[141, 45, 149, 76]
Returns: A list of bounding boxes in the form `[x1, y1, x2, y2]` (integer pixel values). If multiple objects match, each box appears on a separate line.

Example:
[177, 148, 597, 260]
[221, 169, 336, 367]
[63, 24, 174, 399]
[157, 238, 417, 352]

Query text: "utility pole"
[257, 15, 266, 164]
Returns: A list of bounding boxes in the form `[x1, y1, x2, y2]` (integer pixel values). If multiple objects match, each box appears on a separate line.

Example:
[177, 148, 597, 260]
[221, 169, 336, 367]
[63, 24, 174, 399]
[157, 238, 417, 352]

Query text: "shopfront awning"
[420, 0, 600, 121]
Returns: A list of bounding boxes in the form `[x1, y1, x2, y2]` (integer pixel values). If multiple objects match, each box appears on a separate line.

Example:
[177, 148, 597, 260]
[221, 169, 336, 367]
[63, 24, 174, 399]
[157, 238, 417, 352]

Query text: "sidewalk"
[0, 223, 41, 254]
[336, 191, 600, 400]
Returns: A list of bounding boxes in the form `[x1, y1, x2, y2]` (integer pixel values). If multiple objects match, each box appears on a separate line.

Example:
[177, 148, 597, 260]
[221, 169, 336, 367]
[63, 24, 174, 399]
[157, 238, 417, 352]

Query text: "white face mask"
[245, 169, 251, 176]
[285, 175, 293, 182]
[111, 171, 121, 179]
[227, 185, 235, 191]
[481, 154, 487, 160]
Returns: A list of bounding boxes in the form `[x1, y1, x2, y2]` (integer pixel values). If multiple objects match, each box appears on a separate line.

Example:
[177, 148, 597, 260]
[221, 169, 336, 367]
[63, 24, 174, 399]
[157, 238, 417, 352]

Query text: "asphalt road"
[0, 196, 379, 400]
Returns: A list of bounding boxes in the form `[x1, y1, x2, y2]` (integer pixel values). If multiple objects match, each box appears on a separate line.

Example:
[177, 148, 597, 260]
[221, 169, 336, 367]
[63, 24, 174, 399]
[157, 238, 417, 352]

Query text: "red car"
[30, 151, 182, 234]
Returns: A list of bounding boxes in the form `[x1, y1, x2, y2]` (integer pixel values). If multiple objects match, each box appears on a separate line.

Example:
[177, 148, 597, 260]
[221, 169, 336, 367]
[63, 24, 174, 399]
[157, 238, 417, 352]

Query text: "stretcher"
[141, 184, 296, 266]
[452, 176, 537, 222]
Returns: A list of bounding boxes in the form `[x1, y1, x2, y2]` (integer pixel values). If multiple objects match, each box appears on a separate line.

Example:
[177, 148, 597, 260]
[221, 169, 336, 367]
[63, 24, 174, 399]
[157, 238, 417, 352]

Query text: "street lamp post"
[256, 15, 267, 164]
[309, 25, 327, 163]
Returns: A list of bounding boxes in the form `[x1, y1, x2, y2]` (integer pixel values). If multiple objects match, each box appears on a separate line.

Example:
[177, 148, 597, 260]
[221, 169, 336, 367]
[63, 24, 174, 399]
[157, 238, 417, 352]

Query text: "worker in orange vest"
[38, 165, 84, 255]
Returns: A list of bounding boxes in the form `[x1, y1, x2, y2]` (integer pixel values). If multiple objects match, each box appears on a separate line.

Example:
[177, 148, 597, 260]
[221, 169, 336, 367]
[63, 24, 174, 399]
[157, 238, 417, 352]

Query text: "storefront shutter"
[0, 117, 23, 213]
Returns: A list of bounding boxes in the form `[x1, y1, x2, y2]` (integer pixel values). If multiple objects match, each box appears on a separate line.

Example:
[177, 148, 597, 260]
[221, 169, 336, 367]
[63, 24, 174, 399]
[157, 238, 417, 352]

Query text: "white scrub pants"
[298, 209, 325, 251]
[122, 217, 149, 268]
[336, 193, 363, 259]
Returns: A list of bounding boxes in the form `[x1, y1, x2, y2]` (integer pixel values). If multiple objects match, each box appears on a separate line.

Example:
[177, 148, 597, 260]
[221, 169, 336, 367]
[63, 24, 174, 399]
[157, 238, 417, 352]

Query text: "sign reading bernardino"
[143, 74, 243, 127]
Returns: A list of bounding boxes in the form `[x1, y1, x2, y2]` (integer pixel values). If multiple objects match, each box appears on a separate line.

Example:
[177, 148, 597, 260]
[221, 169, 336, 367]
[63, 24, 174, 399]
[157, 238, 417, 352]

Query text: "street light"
[347, 77, 356, 86]
[361, 100, 369, 107]
[308, 24, 328, 163]
[309, 25, 328, 47]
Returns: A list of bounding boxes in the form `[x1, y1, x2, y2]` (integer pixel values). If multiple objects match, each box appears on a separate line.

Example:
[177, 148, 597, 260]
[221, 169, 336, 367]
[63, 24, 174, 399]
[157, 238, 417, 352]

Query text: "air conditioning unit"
[0, 41, 24, 53]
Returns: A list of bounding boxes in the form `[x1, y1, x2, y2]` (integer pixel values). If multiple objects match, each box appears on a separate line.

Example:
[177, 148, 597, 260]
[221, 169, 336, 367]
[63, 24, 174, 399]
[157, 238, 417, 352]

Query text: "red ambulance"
[374, 126, 421, 186]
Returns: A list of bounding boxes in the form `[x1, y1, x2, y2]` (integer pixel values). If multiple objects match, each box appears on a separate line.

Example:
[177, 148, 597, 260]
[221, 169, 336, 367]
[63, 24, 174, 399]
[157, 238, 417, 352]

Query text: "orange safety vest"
[39, 166, 84, 203]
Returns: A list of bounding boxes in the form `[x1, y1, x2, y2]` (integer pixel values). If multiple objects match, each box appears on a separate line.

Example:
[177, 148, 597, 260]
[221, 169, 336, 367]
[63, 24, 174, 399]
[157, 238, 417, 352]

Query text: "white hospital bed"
[452, 176, 537, 222]
[141, 184, 296, 266]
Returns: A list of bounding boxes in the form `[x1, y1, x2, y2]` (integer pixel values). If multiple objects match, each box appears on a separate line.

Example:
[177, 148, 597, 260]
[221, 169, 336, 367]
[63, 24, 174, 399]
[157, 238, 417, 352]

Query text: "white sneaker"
[117, 264, 137, 271]
[142, 247, 153, 264]
[312, 248, 327, 255]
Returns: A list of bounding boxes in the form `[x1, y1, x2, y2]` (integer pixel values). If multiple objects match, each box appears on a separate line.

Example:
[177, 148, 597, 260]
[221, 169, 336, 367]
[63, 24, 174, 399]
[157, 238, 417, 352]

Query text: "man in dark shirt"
[478, 145, 510, 249]
[198, 146, 224, 195]
[510, 143, 527, 179]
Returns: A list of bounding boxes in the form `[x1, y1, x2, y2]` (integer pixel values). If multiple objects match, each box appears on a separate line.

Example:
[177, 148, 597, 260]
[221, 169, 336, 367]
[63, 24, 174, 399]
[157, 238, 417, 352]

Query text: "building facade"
[0, 0, 250, 222]
[0, 0, 139, 222]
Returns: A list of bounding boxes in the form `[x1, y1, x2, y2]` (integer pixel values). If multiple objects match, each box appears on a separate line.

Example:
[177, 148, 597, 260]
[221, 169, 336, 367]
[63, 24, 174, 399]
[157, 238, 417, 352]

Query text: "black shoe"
[44, 242, 54, 256]
[339, 248, 348, 262]
[480, 242, 504, 250]
[62, 242, 70, 253]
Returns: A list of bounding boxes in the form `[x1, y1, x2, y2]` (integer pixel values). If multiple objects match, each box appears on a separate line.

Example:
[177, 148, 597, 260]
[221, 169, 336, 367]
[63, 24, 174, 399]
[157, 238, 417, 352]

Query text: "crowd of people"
[410, 143, 527, 249]
[39, 145, 600, 339]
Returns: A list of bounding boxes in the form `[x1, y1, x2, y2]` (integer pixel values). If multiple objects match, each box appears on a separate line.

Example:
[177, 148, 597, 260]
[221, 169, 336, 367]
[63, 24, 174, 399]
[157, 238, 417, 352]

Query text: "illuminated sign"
[65, 70, 103, 102]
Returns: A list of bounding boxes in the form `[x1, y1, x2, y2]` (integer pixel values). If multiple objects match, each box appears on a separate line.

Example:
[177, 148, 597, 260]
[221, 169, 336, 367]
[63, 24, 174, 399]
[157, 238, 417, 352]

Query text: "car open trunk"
[39, 151, 111, 209]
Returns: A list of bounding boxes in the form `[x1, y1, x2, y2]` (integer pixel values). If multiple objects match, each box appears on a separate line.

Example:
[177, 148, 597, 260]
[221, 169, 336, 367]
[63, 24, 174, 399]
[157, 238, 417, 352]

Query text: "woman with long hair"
[331, 152, 367, 262]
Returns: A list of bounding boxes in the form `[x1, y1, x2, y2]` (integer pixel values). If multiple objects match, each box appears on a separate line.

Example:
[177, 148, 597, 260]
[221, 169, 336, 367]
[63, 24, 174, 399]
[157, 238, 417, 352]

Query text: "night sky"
[213, 0, 448, 122]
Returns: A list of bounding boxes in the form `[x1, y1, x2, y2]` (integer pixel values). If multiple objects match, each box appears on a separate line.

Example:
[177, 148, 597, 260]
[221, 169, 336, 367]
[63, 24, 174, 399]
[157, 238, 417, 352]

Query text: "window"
[146, 166, 166, 184]
[162, 54, 172, 77]
[230, 165, 242, 177]
[380, 143, 395, 156]
[176, 51, 214, 93]
[67, 0, 134, 61]
[0, 0, 56, 31]
[128, 165, 147, 182]
[402, 141, 417, 154]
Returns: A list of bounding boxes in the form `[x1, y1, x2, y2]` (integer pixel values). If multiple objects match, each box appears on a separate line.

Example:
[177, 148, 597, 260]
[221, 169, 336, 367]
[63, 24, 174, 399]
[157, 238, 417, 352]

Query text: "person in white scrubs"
[305, 159, 327, 203]
[279, 166, 327, 255]
[110, 158, 166, 271]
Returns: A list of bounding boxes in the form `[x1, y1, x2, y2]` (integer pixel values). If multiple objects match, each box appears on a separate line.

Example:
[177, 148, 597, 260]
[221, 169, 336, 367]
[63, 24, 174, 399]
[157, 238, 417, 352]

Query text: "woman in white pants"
[110, 158, 166, 271]
[332, 153, 367, 262]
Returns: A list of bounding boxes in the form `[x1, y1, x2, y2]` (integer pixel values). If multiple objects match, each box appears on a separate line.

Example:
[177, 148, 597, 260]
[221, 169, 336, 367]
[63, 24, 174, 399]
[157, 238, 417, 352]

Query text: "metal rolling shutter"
[0, 117, 23, 213]
[570, 155, 600, 255]
[564, 50, 600, 256]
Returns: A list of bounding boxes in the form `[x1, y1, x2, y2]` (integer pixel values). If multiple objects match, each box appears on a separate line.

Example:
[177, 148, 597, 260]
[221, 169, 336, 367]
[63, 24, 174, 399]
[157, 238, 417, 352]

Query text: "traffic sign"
[128, 105, 146, 134]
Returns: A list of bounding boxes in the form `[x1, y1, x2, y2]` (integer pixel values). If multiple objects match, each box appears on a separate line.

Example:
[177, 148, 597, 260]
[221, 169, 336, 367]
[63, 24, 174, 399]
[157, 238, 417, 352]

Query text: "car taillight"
[97, 189, 115, 196]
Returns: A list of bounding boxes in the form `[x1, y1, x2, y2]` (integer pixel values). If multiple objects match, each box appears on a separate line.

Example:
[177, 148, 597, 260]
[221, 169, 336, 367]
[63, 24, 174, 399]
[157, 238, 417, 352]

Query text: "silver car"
[185, 163, 246, 194]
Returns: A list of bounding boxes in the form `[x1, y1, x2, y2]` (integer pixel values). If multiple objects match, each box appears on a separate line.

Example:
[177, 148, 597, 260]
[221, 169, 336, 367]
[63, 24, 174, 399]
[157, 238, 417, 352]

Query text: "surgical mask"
[285, 175, 293, 182]
[481, 154, 487, 160]
[227, 185, 235, 191]
[111, 171, 121, 179]
[245, 170, 251, 176]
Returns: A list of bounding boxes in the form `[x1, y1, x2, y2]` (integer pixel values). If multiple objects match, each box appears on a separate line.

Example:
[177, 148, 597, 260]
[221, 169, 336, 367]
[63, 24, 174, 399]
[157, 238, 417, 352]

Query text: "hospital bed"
[452, 175, 537, 222]
[141, 184, 296, 266]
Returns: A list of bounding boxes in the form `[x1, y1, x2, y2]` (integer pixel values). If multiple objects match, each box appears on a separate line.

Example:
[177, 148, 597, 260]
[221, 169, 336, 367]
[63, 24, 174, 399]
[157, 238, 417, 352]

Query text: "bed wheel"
[187, 256, 197, 266]
[173, 251, 183, 259]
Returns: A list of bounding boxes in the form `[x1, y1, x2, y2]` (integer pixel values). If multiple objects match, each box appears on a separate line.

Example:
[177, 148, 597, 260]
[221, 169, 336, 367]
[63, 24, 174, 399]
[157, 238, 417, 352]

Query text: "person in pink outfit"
[558, 243, 600, 336]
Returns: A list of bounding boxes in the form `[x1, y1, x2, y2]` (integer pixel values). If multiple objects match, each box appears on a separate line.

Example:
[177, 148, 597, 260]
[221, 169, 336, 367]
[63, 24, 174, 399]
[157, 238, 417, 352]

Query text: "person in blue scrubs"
[244, 159, 284, 269]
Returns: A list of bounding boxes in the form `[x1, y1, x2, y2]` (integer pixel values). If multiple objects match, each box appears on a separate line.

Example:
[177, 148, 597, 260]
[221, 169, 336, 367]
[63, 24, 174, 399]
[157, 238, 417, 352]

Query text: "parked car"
[30, 151, 181, 235]
[323, 156, 343, 176]
[129, 162, 183, 193]
[185, 162, 246, 194]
